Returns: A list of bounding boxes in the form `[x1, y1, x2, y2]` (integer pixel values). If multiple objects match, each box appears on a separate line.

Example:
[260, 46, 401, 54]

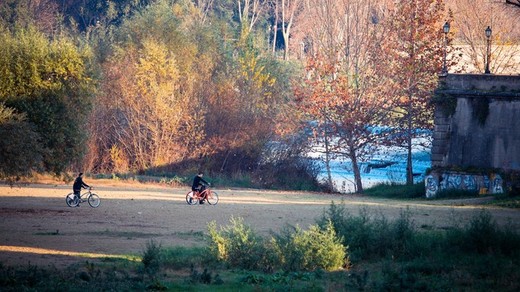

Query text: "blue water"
[314, 142, 431, 193]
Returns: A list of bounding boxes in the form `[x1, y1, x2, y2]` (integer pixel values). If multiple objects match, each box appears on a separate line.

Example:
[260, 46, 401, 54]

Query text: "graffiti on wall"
[425, 172, 503, 198]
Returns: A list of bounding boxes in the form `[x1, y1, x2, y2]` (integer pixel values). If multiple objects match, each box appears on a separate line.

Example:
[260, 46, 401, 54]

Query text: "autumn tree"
[295, 0, 396, 193]
[189, 0, 294, 174]
[0, 0, 60, 34]
[87, 1, 200, 172]
[389, 0, 446, 185]
[86, 0, 292, 177]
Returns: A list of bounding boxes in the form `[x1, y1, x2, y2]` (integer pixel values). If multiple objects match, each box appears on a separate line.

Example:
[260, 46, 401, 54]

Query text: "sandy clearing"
[0, 182, 518, 267]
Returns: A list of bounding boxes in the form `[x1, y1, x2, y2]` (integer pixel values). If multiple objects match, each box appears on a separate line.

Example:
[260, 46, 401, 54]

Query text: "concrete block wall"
[433, 74, 520, 171]
[428, 74, 520, 196]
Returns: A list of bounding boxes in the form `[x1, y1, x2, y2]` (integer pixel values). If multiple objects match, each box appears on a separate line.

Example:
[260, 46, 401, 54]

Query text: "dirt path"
[1, 182, 519, 268]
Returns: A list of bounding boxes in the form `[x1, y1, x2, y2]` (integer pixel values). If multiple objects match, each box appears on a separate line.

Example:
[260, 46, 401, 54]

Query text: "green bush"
[317, 203, 374, 261]
[390, 208, 416, 258]
[0, 104, 43, 183]
[208, 217, 347, 272]
[141, 239, 162, 276]
[319, 204, 432, 261]
[207, 217, 266, 270]
[282, 221, 346, 271]
[444, 209, 520, 256]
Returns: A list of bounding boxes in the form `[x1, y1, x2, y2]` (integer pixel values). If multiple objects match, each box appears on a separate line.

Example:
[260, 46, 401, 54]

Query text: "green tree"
[0, 26, 94, 175]
[0, 103, 43, 182]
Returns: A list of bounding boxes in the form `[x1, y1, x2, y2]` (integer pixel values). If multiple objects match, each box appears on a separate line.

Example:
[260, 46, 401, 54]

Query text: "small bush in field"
[141, 239, 162, 276]
[207, 217, 266, 270]
[280, 221, 346, 271]
[390, 208, 416, 257]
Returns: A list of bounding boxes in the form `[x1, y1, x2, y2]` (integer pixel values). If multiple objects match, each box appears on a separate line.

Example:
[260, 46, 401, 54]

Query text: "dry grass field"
[1, 180, 519, 268]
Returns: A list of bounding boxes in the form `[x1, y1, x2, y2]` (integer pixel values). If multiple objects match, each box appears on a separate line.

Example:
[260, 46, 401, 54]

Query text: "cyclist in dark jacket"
[192, 172, 210, 204]
[73, 172, 90, 199]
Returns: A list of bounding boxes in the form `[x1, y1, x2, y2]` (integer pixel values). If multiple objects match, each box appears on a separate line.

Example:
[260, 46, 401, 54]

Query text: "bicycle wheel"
[88, 193, 101, 208]
[66, 193, 78, 207]
[186, 191, 197, 205]
[206, 191, 219, 205]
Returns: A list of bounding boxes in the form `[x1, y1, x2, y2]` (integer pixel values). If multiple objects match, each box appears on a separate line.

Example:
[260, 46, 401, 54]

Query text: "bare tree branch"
[506, 0, 520, 8]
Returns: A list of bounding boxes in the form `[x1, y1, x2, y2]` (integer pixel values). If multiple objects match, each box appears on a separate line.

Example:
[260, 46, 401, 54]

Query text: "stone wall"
[428, 74, 520, 196]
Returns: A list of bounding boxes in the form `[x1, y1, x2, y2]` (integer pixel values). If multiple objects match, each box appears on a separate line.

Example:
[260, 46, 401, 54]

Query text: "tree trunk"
[282, 31, 290, 60]
[350, 148, 363, 193]
[406, 116, 414, 185]
[324, 132, 333, 191]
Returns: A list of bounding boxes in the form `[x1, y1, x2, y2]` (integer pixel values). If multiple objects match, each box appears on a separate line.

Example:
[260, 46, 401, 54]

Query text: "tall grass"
[364, 182, 425, 198]
[318, 203, 520, 290]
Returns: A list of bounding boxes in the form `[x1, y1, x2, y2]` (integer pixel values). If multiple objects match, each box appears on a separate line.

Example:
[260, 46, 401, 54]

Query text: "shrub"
[453, 209, 520, 255]
[0, 106, 43, 183]
[268, 221, 347, 272]
[287, 221, 346, 271]
[207, 217, 266, 270]
[141, 239, 162, 276]
[390, 208, 416, 258]
[208, 217, 347, 272]
[466, 209, 498, 253]
[317, 203, 374, 261]
[253, 157, 323, 191]
[319, 203, 423, 261]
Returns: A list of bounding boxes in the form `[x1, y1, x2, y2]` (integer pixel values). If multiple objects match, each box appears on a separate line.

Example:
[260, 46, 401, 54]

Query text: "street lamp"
[485, 26, 492, 74]
[441, 22, 450, 76]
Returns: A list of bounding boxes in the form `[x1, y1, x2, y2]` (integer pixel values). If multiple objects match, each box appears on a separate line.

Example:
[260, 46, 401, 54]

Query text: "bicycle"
[185, 186, 219, 205]
[66, 187, 101, 208]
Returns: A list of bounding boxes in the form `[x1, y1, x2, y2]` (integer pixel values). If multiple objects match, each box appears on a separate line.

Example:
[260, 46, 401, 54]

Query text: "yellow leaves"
[101, 37, 191, 169]
[110, 144, 129, 173]
[0, 26, 90, 100]
[239, 52, 272, 87]
[134, 39, 181, 119]
[237, 48, 277, 114]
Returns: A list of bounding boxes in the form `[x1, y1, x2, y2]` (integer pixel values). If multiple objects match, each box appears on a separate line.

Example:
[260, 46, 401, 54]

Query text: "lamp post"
[485, 26, 492, 74]
[441, 22, 450, 76]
